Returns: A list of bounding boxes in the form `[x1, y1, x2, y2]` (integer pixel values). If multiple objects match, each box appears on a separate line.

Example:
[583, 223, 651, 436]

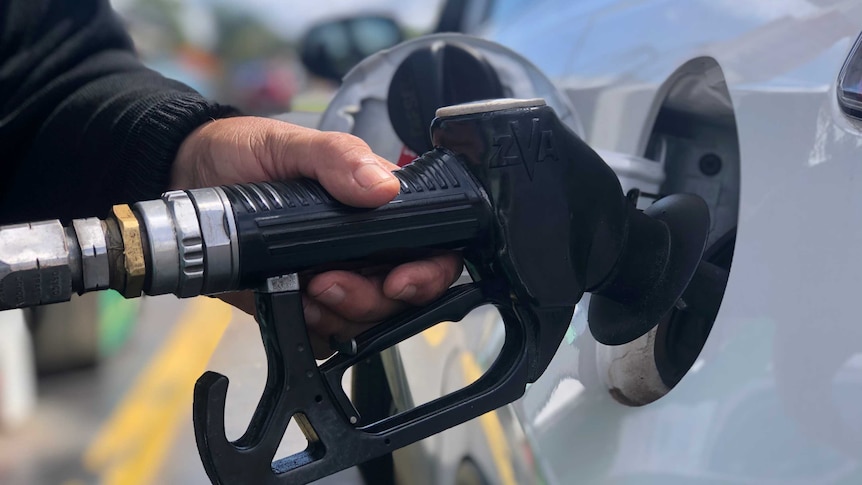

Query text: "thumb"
[257, 119, 401, 208]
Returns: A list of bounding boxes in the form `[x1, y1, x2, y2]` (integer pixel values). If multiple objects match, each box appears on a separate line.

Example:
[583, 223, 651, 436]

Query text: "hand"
[172, 117, 463, 358]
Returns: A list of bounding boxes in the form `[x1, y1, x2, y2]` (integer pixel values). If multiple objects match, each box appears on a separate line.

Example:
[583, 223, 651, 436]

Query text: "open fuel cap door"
[318, 33, 584, 164]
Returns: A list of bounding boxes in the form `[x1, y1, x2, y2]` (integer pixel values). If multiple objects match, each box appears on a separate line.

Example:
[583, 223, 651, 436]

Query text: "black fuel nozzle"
[0, 95, 710, 484]
[191, 98, 710, 484]
[430, 98, 710, 357]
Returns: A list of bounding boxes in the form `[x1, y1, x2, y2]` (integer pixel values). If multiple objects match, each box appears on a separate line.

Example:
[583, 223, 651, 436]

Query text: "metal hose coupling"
[133, 188, 239, 297]
[0, 187, 239, 310]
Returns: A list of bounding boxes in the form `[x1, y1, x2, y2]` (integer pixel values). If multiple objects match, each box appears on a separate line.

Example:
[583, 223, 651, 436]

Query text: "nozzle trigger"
[193, 277, 540, 484]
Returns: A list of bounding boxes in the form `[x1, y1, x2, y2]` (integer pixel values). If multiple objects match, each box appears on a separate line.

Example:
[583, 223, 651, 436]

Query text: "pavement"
[0, 294, 361, 485]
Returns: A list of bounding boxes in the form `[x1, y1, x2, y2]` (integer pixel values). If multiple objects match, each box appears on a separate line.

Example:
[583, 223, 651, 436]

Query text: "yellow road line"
[460, 352, 517, 485]
[84, 297, 233, 485]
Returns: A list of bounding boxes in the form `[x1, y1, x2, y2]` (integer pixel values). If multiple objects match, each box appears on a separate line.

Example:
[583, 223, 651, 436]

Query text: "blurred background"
[111, 0, 444, 114]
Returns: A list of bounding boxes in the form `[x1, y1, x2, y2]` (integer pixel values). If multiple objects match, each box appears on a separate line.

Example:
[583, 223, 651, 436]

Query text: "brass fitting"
[112, 204, 146, 298]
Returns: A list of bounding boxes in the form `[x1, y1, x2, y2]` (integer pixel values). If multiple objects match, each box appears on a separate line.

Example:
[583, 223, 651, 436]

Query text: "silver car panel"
[479, 1, 862, 483]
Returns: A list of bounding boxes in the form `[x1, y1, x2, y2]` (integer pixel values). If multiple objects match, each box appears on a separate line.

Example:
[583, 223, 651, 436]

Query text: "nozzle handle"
[222, 150, 491, 289]
[193, 278, 535, 484]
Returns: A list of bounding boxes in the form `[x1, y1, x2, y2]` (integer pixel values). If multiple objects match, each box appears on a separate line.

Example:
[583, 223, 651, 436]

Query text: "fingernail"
[354, 163, 393, 190]
[315, 284, 346, 306]
[304, 302, 321, 324]
[394, 285, 417, 302]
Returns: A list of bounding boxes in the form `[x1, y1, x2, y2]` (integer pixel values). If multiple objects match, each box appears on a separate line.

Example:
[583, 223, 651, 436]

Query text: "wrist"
[170, 121, 212, 190]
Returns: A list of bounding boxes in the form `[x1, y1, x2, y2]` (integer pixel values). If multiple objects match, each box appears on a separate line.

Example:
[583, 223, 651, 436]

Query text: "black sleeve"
[0, 0, 238, 224]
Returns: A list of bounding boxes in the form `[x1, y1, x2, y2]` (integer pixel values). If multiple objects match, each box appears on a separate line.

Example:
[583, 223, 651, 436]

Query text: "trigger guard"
[319, 280, 509, 422]
[193, 279, 527, 484]
[193, 371, 231, 483]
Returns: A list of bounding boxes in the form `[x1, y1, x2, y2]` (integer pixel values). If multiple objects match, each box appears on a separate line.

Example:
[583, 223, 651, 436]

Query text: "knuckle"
[421, 261, 449, 288]
[323, 132, 372, 162]
[436, 254, 463, 283]
[332, 131, 366, 148]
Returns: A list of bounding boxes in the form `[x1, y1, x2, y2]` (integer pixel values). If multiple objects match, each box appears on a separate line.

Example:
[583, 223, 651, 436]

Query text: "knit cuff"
[117, 92, 239, 202]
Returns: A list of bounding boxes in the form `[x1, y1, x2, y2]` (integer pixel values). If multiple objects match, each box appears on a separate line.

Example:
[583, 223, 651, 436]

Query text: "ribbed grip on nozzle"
[224, 149, 491, 288]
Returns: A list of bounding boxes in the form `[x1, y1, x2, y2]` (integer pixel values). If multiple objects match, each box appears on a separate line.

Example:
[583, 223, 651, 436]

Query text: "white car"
[473, 2, 862, 483]
[306, 0, 862, 483]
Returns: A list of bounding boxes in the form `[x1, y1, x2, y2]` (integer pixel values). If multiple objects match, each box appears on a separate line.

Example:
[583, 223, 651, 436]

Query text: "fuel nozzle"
[431, 98, 711, 347]
[1, 98, 710, 350]
[0, 98, 714, 484]
[0, 150, 490, 311]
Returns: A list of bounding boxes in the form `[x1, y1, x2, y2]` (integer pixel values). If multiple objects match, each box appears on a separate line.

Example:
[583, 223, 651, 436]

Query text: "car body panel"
[468, 1, 862, 483]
